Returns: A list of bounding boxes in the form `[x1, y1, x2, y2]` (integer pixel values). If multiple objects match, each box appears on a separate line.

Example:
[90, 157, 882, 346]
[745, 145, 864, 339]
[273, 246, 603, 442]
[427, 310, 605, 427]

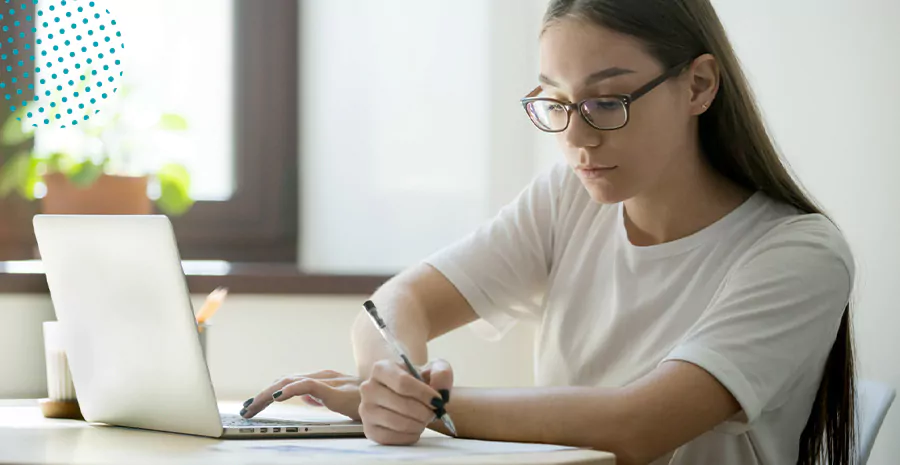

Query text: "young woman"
[242, 1, 855, 464]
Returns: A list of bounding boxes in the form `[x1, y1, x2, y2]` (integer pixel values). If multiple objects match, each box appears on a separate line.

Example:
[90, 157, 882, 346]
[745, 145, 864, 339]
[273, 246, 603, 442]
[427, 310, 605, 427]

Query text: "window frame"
[0, 0, 299, 263]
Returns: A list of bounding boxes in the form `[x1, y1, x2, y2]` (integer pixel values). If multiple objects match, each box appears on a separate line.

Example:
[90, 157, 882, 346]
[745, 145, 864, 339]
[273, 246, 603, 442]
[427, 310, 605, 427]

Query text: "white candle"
[43, 322, 77, 401]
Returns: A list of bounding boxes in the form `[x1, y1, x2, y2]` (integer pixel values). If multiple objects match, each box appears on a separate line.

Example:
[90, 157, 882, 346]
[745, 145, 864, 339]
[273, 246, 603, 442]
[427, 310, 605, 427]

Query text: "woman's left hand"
[242, 370, 363, 421]
[359, 358, 454, 445]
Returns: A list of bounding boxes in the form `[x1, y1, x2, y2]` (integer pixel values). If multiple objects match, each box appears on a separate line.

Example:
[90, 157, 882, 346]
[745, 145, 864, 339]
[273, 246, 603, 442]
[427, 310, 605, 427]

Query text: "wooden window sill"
[0, 261, 391, 295]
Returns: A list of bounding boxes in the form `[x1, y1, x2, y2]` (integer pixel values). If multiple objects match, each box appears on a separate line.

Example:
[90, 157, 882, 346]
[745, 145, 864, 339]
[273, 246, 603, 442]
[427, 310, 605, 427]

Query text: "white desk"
[0, 400, 615, 464]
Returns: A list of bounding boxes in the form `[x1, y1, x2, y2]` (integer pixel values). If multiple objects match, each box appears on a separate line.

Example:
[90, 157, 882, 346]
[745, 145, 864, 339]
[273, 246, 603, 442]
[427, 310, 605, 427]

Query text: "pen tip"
[443, 415, 459, 437]
[442, 414, 458, 437]
[363, 300, 376, 312]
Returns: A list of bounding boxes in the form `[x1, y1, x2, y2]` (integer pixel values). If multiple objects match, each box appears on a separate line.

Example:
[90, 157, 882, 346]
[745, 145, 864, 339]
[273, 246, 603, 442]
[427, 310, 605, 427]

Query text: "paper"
[211, 403, 577, 462]
[209, 437, 576, 462]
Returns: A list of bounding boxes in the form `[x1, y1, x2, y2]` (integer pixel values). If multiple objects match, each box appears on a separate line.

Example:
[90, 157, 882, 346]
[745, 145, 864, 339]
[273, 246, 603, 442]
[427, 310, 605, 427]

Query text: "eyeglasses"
[520, 59, 693, 133]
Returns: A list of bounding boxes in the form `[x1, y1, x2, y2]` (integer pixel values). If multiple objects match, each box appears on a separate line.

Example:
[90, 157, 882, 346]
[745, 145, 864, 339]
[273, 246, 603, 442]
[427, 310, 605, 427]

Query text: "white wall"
[712, 2, 900, 463]
[0, 294, 535, 400]
[298, 0, 543, 275]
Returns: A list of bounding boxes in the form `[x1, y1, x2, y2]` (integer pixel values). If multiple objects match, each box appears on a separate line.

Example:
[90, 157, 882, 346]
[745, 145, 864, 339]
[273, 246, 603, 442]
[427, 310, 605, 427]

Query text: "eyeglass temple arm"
[524, 85, 542, 99]
[629, 59, 694, 103]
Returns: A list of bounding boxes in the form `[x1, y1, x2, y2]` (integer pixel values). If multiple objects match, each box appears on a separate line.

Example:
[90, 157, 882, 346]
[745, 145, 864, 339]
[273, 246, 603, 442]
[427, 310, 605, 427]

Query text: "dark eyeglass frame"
[520, 59, 694, 133]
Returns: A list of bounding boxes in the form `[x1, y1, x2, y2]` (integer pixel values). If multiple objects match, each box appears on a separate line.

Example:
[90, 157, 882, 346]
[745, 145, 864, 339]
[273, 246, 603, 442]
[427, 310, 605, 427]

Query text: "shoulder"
[737, 198, 855, 293]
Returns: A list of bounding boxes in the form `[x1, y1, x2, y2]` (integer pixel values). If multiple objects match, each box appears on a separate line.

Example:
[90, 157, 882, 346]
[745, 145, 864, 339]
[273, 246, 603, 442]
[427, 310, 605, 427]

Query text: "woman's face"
[539, 19, 698, 204]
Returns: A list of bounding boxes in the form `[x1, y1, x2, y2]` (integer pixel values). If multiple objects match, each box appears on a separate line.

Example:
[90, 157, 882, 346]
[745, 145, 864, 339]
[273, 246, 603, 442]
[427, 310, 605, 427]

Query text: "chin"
[580, 180, 630, 205]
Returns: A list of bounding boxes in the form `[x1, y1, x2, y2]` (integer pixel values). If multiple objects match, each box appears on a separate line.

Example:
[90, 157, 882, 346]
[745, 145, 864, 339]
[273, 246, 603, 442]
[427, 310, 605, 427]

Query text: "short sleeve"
[424, 163, 572, 339]
[663, 215, 854, 433]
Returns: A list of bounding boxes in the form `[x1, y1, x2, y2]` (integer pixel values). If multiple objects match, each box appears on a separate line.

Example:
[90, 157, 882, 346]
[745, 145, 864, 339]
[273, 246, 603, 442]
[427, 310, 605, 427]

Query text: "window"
[33, 0, 236, 201]
[3, 0, 557, 275]
[0, 0, 298, 263]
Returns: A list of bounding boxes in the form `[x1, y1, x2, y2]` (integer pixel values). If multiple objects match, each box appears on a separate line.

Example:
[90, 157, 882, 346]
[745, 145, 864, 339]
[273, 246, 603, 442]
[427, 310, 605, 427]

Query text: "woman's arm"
[351, 263, 479, 378]
[241, 264, 475, 420]
[426, 361, 740, 465]
[353, 165, 570, 377]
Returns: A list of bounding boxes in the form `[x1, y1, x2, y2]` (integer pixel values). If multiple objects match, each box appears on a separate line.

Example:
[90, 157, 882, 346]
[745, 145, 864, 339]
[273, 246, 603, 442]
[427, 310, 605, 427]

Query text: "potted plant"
[0, 87, 194, 216]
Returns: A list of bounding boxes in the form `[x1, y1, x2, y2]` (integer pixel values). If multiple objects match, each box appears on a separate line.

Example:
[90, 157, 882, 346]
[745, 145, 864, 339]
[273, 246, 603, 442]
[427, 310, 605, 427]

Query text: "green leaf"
[20, 156, 40, 199]
[0, 152, 37, 199]
[0, 107, 35, 146]
[155, 163, 194, 216]
[66, 159, 105, 187]
[45, 152, 76, 174]
[157, 113, 188, 131]
[156, 162, 191, 187]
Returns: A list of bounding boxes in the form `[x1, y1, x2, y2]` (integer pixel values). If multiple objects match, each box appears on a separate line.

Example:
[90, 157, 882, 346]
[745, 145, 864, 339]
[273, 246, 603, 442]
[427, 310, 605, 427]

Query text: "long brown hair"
[543, 1, 856, 464]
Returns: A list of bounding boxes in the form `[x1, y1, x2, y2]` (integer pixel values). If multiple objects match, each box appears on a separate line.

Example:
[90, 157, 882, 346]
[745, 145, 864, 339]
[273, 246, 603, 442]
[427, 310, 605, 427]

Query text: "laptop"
[33, 214, 365, 439]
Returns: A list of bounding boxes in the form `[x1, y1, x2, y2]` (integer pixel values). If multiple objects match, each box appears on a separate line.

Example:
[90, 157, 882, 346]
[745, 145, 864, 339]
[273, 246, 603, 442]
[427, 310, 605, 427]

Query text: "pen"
[362, 300, 458, 437]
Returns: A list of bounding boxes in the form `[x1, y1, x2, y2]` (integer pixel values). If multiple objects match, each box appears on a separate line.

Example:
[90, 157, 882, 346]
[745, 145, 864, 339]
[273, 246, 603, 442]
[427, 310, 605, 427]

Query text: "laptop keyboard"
[220, 413, 320, 427]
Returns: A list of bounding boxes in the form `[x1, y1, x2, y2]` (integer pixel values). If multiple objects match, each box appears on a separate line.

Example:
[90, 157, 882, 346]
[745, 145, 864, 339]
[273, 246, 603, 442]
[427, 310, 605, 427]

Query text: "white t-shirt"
[425, 163, 854, 465]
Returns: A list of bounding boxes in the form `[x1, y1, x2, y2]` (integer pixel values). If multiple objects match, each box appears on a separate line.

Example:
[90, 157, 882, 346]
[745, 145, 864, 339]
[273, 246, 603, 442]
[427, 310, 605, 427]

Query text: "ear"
[687, 53, 720, 116]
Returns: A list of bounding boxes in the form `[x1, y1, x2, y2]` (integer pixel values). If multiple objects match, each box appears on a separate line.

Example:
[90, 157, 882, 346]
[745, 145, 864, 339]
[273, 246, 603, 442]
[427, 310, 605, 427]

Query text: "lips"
[577, 166, 617, 179]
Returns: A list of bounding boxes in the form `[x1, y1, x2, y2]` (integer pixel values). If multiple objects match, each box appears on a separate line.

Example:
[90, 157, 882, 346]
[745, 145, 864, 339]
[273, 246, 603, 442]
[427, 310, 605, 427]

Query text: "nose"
[562, 110, 603, 151]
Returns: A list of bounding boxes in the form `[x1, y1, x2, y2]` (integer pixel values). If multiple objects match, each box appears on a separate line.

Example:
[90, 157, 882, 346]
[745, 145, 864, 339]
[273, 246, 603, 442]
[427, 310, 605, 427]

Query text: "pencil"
[196, 287, 228, 327]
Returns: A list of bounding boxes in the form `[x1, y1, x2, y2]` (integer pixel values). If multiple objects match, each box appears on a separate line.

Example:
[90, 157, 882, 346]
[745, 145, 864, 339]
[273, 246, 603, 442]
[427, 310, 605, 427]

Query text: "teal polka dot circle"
[1, 0, 124, 128]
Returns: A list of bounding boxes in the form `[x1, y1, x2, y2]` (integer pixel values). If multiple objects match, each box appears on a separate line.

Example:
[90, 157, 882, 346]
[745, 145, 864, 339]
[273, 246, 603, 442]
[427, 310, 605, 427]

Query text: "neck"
[622, 147, 753, 247]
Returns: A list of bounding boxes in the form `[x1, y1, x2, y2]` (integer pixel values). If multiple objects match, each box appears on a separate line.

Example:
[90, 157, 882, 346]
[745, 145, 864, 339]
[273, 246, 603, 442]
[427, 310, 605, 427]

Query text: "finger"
[273, 378, 330, 406]
[361, 403, 428, 435]
[242, 377, 296, 418]
[247, 370, 349, 417]
[364, 423, 421, 446]
[300, 394, 324, 407]
[360, 379, 434, 425]
[424, 359, 453, 403]
[309, 369, 343, 379]
[270, 370, 343, 384]
[371, 361, 442, 409]
[321, 374, 361, 387]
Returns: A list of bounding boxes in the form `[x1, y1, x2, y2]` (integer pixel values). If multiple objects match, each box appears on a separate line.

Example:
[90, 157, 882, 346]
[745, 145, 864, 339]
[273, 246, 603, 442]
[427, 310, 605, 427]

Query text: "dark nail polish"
[273, 390, 283, 399]
[239, 408, 248, 417]
[243, 398, 253, 408]
[431, 397, 444, 409]
[433, 407, 446, 418]
[439, 389, 450, 404]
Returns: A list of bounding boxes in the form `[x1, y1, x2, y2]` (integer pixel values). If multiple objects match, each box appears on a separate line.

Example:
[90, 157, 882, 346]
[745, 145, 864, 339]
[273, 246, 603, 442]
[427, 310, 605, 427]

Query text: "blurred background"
[1, 1, 898, 463]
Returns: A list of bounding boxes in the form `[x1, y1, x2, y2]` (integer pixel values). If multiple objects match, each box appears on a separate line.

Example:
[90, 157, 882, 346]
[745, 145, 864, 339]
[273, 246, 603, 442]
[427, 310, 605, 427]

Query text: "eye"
[545, 103, 566, 112]
[589, 99, 623, 111]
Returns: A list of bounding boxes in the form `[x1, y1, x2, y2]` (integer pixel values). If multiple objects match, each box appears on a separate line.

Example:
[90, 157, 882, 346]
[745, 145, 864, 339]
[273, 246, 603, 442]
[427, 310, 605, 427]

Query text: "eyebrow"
[539, 67, 636, 89]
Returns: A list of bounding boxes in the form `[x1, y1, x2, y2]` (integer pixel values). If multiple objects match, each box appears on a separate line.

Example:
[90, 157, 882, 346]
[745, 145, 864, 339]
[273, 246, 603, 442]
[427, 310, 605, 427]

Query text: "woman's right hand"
[358, 359, 453, 445]
[241, 369, 363, 420]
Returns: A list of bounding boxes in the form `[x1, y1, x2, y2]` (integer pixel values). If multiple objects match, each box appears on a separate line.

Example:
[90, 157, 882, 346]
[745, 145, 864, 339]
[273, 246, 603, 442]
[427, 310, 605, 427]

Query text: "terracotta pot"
[41, 173, 153, 215]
